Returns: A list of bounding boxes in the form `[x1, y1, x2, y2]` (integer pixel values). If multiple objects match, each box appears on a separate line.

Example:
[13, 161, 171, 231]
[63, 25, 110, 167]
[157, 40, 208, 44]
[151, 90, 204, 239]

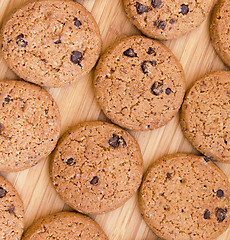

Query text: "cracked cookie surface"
[139, 153, 230, 240]
[123, 0, 215, 40]
[0, 80, 61, 171]
[94, 36, 185, 131]
[0, 176, 24, 240]
[210, 0, 230, 66]
[180, 71, 230, 162]
[22, 212, 108, 240]
[1, 0, 102, 87]
[50, 121, 143, 214]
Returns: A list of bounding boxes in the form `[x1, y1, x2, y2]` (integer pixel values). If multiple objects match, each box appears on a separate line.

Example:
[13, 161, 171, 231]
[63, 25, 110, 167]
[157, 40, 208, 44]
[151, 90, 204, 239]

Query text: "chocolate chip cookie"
[0, 175, 24, 239]
[22, 211, 108, 239]
[139, 153, 230, 240]
[1, 0, 102, 87]
[0, 79, 61, 171]
[210, 0, 230, 66]
[94, 36, 185, 131]
[180, 71, 230, 162]
[123, 0, 215, 40]
[50, 121, 143, 214]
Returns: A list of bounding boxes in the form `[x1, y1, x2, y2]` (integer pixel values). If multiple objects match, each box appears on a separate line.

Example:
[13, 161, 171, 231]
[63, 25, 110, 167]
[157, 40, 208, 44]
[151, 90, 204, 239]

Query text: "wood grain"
[0, 0, 229, 239]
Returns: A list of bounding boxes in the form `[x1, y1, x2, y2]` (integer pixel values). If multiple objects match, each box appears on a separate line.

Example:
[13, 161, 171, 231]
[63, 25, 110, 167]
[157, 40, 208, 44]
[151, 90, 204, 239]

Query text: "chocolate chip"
[54, 39, 61, 44]
[166, 173, 171, 179]
[90, 176, 99, 185]
[2, 95, 11, 107]
[147, 47, 156, 55]
[16, 34, 28, 47]
[74, 17, 82, 27]
[41, 59, 47, 63]
[169, 19, 176, 24]
[224, 139, 227, 144]
[151, 0, 162, 8]
[66, 158, 75, 165]
[7, 204, 15, 214]
[0, 187, 7, 198]
[165, 88, 172, 95]
[204, 209, 210, 219]
[119, 136, 127, 147]
[215, 208, 227, 222]
[180, 4, 189, 15]
[108, 134, 120, 148]
[204, 156, 213, 162]
[123, 48, 137, 57]
[150, 81, 163, 95]
[154, 20, 167, 30]
[135, 2, 150, 14]
[70, 51, 83, 65]
[141, 61, 156, 74]
[217, 189, 224, 198]
[180, 179, 185, 183]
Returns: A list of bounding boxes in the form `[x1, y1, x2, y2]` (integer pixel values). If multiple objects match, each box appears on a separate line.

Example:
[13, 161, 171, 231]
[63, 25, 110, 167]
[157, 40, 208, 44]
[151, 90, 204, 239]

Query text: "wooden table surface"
[0, 0, 229, 239]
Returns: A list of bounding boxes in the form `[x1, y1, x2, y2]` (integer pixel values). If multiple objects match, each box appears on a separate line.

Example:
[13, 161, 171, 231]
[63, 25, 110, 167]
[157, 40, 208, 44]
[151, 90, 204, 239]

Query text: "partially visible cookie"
[1, 0, 102, 87]
[139, 153, 230, 240]
[123, 0, 215, 40]
[22, 211, 108, 239]
[50, 121, 143, 214]
[210, 0, 230, 66]
[180, 71, 230, 162]
[0, 80, 61, 171]
[94, 36, 185, 131]
[0, 176, 24, 239]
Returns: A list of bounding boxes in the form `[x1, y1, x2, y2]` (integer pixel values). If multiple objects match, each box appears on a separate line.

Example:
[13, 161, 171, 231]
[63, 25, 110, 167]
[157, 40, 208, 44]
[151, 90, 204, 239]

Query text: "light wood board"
[0, 0, 230, 239]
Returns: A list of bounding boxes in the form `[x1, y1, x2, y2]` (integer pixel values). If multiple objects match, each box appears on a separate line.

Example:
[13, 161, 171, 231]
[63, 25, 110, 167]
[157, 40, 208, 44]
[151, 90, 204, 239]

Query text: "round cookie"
[94, 36, 185, 131]
[0, 79, 61, 171]
[1, 0, 102, 88]
[22, 212, 108, 239]
[123, 0, 215, 40]
[180, 71, 230, 162]
[210, 0, 230, 66]
[139, 153, 230, 240]
[50, 121, 143, 214]
[0, 176, 24, 239]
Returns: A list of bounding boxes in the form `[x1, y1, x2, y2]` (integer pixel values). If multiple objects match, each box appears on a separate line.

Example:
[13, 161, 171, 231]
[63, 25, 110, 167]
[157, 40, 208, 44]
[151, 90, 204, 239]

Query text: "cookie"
[180, 71, 230, 162]
[22, 211, 108, 239]
[1, 0, 102, 88]
[0, 79, 61, 171]
[123, 0, 215, 40]
[139, 153, 230, 240]
[0, 175, 24, 239]
[94, 36, 185, 131]
[210, 0, 230, 66]
[50, 121, 143, 214]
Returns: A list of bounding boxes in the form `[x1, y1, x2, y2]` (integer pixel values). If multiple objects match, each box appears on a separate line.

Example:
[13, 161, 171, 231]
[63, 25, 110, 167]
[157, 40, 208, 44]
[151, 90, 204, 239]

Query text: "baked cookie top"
[1, 0, 102, 87]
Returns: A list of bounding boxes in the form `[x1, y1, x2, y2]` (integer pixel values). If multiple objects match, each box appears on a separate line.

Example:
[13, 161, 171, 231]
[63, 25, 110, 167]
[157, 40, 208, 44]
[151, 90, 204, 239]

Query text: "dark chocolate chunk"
[216, 189, 224, 198]
[0, 187, 7, 198]
[204, 209, 210, 219]
[2, 95, 11, 107]
[70, 51, 83, 65]
[119, 136, 127, 147]
[90, 176, 99, 185]
[224, 139, 227, 144]
[66, 158, 75, 166]
[150, 81, 163, 95]
[136, 2, 150, 14]
[215, 208, 227, 222]
[141, 60, 156, 74]
[180, 4, 189, 15]
[151, 0, 163, 8]
[7, 204, 15, 214]
[123, 48, 137, 57]
[169, 19, 176, 24]
[166, 172, 171, 179]
[16, 34, 28, 47]
[74, 17, 82, 27]
[154, 20, 167, 30]
[147, 47, 156, 55]
[108, 134, 120, 148]
[54, 39, 62, 44]
[165, 88, 172, 95]
[41, 59, 47, 63]
[204, 156, 213, 162]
